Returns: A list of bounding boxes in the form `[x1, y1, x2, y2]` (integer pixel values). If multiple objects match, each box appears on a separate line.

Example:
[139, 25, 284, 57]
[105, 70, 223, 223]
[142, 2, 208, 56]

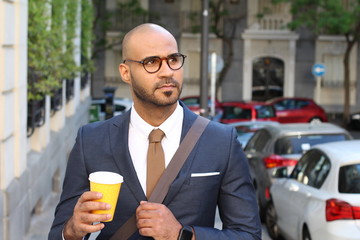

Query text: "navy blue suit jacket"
[49, 103, 261, 240]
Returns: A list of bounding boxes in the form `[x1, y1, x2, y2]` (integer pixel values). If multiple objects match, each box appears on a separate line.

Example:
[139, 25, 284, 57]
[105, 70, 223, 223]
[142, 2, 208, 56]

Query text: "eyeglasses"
[123, 53, 186, 73]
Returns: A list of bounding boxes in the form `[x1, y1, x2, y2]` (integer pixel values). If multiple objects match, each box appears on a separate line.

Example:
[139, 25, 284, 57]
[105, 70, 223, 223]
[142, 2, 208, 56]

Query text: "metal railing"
[51, 88, 63, 116]
[258, 16, 289, 30]
[66, 79, 74, 102]
[81, 72, 89, 89]
[27, 98, 46, 137]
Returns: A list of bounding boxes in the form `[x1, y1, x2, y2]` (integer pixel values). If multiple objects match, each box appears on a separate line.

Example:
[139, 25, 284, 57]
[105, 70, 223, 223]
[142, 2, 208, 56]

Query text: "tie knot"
[149, 129, 165, 143]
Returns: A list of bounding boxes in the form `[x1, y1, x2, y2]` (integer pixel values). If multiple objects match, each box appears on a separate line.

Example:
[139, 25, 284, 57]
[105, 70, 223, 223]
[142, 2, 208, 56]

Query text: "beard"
[131, 75, 183, 107]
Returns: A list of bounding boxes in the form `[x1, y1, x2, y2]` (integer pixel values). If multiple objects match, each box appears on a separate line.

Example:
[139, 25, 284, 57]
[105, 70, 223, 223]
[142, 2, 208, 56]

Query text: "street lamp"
[200, 0, 209, 117]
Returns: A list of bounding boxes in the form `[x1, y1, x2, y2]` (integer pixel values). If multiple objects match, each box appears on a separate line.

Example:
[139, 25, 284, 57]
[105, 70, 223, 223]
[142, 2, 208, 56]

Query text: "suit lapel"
[109, 110, 146, 203]
[163, 104, 199, 205]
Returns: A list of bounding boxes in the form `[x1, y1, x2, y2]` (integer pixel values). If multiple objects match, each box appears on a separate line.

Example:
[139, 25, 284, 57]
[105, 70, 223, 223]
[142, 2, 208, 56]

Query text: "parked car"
[228, 121, 279, 149]
[267, 97, 328, 123]
[90, 98, 132, 122]
[244, 123, 353, 220]
[349, 112, 360, 130]
[180, 95, 222, 116]
[220, 101, 277, 124]
[266, 140, 360, 240]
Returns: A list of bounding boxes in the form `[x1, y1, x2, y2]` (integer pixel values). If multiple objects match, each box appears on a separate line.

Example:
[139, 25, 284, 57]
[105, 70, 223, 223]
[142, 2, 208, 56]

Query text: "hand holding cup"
[89, 171, 123, 222]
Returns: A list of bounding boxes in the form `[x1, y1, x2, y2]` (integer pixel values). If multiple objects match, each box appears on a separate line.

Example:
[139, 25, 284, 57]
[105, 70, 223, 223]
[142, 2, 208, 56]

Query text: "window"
[245, 129, 271, 152]
[302, 152, 330, 188]
[274, 99, 295, 110]
[182, 97, 199, 106]
[255, 105, 276, 118]
[222, 106, 251, 120]
[295, 100, 310, 109]
[290, 151, 312, 181]
[290, 149, 330, 189]
[323, 54, 344, 87]
[339, 164, 360, 193]
[274, 134, 349, 155]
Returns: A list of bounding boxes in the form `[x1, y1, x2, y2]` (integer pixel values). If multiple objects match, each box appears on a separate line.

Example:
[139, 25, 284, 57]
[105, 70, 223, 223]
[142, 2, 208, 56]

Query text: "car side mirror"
[272, 167, 288, 178]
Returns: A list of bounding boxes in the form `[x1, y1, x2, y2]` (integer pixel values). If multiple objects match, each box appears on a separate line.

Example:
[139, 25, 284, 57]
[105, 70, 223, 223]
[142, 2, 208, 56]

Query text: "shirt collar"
[130, 102, 183, 139]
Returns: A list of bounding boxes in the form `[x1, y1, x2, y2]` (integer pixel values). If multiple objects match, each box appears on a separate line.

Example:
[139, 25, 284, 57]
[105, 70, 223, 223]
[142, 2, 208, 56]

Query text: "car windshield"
[339, 164, 360, 194]
[274, 134, 349, 155]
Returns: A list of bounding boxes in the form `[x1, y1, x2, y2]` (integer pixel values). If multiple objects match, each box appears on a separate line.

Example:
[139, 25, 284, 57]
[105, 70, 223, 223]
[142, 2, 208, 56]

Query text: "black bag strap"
[110, 116, 210, 240]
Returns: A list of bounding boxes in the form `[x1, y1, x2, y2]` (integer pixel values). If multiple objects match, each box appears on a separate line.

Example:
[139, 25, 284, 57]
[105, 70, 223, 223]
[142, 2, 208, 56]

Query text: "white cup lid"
[89, 171, 123, 184]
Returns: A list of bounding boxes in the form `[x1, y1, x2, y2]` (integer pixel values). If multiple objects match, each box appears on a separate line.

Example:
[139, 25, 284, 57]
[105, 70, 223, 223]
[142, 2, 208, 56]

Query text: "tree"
[209, 0, 246, 99]
[272, 0, 360, 123]
[189, 0, 246, 99]
[91, 0, 155, 61]
[28, 0, 83, 100]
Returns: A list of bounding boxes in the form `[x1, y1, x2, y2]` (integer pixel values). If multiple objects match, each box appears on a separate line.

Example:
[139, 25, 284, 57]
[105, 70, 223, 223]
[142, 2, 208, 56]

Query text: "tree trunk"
[216, 38, 233, 99]
[343, 39, 356, 125]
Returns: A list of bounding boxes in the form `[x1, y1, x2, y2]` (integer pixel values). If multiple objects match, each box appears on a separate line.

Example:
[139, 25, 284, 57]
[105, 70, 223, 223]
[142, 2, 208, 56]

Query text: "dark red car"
[220, 101, 277, 124]
[267, 97, 328, 123]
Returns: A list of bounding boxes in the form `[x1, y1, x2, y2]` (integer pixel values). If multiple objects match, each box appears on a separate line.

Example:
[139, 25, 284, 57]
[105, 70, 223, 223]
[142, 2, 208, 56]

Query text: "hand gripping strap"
[110, 116, 210, 240]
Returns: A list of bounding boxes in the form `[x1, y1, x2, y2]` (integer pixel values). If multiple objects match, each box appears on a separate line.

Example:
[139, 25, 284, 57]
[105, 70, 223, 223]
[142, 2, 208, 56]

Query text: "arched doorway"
[252, 57, 284, 101]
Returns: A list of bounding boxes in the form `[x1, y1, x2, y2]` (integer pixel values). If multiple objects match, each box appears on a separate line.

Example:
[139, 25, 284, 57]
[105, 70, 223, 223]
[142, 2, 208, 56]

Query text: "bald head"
[122, 23, 177, 60]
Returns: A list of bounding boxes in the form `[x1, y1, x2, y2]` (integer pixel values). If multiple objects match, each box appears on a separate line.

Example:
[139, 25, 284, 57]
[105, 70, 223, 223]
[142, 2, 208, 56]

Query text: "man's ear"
[119, 63, 131, 84]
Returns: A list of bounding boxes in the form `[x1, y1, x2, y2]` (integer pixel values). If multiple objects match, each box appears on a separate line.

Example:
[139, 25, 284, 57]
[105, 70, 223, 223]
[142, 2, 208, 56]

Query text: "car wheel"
[303, 226, 312, 240]
[309, 117, 322, 124]
[265, 201, 282, 240]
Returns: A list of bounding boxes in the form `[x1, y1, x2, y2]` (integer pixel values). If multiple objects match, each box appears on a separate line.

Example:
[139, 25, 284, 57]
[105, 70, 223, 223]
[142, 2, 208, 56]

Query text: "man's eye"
[168, 56, 179, 64]
[144, 58, 159, 66]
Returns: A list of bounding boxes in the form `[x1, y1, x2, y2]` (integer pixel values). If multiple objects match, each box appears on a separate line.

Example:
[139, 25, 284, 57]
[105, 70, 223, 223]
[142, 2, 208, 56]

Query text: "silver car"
[228, 121, 279, 149]
[244, 123, 353, 220]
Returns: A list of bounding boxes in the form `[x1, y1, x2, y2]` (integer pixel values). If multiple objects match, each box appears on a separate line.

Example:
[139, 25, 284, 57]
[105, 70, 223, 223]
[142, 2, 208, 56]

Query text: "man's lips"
[158, 84, 176, 90]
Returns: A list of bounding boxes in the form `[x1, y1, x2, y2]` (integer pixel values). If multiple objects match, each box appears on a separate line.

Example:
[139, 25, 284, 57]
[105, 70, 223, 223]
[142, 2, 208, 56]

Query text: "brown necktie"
[146, 129, 165, 198]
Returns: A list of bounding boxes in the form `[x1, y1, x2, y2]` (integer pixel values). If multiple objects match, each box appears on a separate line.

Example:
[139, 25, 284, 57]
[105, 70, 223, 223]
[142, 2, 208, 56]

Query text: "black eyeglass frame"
[123, 53, 187, 73]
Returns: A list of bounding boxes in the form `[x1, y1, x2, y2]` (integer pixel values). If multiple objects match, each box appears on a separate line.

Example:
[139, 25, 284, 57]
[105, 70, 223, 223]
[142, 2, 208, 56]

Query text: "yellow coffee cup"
[89, 171, 123, 222]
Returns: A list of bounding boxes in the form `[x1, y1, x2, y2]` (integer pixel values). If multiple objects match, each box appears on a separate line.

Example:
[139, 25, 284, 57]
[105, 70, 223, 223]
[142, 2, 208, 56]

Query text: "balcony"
[258, 16, 289, 30]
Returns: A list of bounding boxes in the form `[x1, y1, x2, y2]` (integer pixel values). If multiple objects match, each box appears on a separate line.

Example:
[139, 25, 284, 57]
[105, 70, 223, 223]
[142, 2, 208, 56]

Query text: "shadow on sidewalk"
[24, 193, 60, 240]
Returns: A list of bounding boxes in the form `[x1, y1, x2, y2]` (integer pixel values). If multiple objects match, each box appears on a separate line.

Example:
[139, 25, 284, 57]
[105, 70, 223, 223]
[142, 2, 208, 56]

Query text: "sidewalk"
[24, 193, 60, 240]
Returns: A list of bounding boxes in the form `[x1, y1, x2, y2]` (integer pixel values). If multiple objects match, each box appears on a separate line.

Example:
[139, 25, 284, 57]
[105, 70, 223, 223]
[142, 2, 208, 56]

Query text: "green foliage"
[90, 0, 156, 59]
[49, 0, 67, 82]
[28, 0, 58, 100]
[272, 0, 360, 37]
[81, 0, 95, 73]
[28, 0, 90, 101]
[64, 0, 81, 79]
[118, 0, 149, 16]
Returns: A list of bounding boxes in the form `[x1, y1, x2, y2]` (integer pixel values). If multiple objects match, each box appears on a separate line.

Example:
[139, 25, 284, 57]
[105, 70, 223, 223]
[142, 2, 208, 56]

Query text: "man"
[49, 23, 261, 240]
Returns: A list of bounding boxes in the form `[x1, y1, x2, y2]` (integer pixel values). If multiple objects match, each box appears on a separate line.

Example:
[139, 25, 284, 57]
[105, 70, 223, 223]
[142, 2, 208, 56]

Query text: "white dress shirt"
[129, 102, 184, 194]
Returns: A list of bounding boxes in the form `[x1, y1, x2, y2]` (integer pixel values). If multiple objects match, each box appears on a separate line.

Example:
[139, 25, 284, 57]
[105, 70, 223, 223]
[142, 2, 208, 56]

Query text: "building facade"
[96, 0, 360, 115]
[0, 0, 91, 239]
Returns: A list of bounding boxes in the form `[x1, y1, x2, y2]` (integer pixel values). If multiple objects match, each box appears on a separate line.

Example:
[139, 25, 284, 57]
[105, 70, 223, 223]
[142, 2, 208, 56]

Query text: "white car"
[266, 140, 360, 240]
